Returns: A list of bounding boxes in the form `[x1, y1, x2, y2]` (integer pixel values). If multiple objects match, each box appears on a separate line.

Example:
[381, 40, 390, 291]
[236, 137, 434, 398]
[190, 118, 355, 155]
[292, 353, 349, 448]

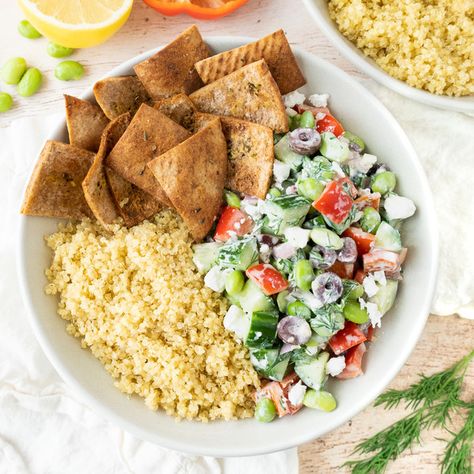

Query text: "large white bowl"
[302, 0, 474, 113]
[17, 37, 438, 457]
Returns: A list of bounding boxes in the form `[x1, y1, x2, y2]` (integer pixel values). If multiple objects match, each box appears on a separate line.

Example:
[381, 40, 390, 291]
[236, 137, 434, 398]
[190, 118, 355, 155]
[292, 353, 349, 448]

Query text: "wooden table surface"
[1, 1, 473, 472]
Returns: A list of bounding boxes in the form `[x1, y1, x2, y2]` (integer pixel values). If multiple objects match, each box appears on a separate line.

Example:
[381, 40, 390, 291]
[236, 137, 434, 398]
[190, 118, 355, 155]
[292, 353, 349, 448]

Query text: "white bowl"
[302, 0, 474, 113]
[17, 37, 438, 457]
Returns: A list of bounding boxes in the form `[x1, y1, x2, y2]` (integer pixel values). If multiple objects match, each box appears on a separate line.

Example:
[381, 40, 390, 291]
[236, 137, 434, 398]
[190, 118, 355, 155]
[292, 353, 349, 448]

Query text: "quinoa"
[328, 0, 474, 96]
[45, 210, 260, 422]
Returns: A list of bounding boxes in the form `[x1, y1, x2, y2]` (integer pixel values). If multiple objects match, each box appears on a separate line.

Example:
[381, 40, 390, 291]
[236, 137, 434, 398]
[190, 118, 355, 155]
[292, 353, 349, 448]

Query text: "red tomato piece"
[363, 248, 405, 273]
[214, 206, 253, 242]
[329, 260, 355, 279]
[316, 113, 345, 137]
[354, 192, 381, 211]
[343, 227, 375, 255]
[337, 343, 367, 380]
[313, 180, 353, 225]
[246, 263, 289, 296]
[329, 321, 367, 355]
[336, 177, 358, 199]
[255, 382, 289, 417]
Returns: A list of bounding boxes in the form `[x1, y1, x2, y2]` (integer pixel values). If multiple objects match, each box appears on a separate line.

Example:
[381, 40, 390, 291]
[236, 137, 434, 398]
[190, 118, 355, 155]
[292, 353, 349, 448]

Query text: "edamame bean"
[268, 187, 282, 198]
[17, 68, 42, 97]
[343, 301, 369, 324]
[346, 282, 364, 300]
[342, 131, 365, 152]
[294, 259, 314, 292]
[18, 20, 42, 39]
[47, 42, 74, 58]
[289, 113, 301, 131]
[360, 206, 381, 233]
[1, 57, 27, 85]
[303, 389, 337, 412]
[297, 178, 325, 201]
[299, 110, 315, 129]
[287, 300, 312, 320]
[54, 61, 85, 81]
[0, 93, 13, 113]
[224, 190, 240, 208]
[371, 171, 396, 195]
[254, 397, 277, 422]
[225, 270, 245, 296]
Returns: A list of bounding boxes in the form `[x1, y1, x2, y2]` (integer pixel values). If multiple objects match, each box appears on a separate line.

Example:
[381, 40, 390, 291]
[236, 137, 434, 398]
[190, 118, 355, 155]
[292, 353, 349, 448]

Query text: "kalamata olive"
[288, 128, 321, 155]
[311, 272, 343, 305]
[337, 237, 358, 263]
[258, 234, 279, 247]
[277, 316, 312, 345]
[309, 244, 337, 269]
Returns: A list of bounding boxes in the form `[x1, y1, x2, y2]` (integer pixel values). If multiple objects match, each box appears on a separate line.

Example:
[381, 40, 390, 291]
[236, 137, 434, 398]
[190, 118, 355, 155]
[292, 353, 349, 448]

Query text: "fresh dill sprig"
[344, 350, 474, 474]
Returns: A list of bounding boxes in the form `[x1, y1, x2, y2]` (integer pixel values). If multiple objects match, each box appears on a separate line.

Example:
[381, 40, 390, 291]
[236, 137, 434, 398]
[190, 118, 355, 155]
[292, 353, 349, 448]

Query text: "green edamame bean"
[18, 20, 42, 39]
[287, 300, 312, 320]
[343, 301, 369, 324]
[346, 282, 364, 300]
[294, 259, 314, 292]
[268, 187, 282, 198]
[0, 93, 13, 113]
[224, 190, 240, 209]
[342, 131, 365, 152]
[54, 61, 85, 81]
[1, 57, 27, 85]
[360, 206, 381, 233]
[47, 42, 74, 58]
[371, 171, 396, 195]
[225, 270, 245, 296]
[297, 178, 325, 201]
[303, 389, 337, 412]
[17, 68, 42, 97]
[255, 397, 277, 423]
[299, 110, 315, 129]
[290, 113, 302, 131]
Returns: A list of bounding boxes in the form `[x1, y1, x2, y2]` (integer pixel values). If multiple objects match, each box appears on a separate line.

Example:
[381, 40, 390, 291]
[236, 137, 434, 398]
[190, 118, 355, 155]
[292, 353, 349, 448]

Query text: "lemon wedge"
[18, 0, 134, 48]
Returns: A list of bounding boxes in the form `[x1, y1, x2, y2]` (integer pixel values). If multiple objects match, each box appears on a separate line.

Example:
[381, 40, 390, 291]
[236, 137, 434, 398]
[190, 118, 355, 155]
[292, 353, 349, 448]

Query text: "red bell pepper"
[316, 113, 344, 137]
[329, 321, 367, 355]
[363, 248, 407, 274]
[343, 227, 375, 255]
[246, 263, 289, 296]
[329, 260, 355, 280]
[214, 206, 253, 242]
[337, 343, 367, 380]
[313, 179, 353, 225]
[143, 0, 249, 19]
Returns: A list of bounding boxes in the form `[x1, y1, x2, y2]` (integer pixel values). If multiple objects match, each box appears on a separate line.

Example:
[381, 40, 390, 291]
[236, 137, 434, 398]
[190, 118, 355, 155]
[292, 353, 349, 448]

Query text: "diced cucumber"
[369, 280, 399, 316]
[375, 221, 402, 252]
[192, 242, 223, 273]
[277, 290, 290, 312]
[303, 389, 337, 412]
[263, 195, 311, 235]
[310, 227, 344, 250]
[245, 310, 279, 348]
[304, 332, 326, 355]
[217, 237, 258, 271]
[251, 348, 291, 381]
[320, 132, 350, 163]
[295, 351, 330, 390]
[300, 156, 335, 182]
[238, 279, 276, 314]
[274, 134, 305, 171]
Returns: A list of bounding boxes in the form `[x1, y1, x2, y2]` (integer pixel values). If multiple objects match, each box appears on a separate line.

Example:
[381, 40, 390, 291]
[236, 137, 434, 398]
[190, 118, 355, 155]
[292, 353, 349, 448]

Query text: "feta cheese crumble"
[283, 90, 305, 108]
[384, 195, 416, 220]
[273, 160, 291, 184]
[204, 266, 226, 293]
[349, 153, 378, 175]
[285, 107, 298, 117]
[308, 93, 329, 108]
[326, 356, 346, 376]
[359, 298, 383, 327]
[363, 274, 379, 297]
[272, 242, 297, 259]
[224, 305, 248, 339]
[373, 271, 387, 286]
[284, 226, 311, 248]
[288, 380, 307, 406]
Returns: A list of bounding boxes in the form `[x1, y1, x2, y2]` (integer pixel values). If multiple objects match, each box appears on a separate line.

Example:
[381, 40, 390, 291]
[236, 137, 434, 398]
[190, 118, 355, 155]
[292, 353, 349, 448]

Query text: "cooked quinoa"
[328, 0, 474, 96]
[45, 210, 260, 422]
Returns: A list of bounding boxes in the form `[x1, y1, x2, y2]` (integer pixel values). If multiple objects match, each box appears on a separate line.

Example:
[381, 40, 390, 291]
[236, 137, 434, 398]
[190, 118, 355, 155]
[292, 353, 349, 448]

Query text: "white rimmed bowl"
[17, 37, 438, 457]
[302, 0, 474, 113]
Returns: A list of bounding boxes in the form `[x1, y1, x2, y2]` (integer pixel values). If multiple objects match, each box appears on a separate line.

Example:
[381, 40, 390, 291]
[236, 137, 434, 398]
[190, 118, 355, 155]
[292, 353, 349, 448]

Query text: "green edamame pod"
[360, 207, 381, 233]
[294, 259, 314, 292]
[303, 389, 337, 412]
[255, 397, 277, 422]
[343, 301, 369, 324]
[342, 131, 365, 152]
[54, 61, 85, 81]
[297, 178, 324, 201]
[18, 20, 42, 39]
[17, 68, 42, 97]
[224, 190, 241, 208]
[371, 171, 396, 195]
[0, 93, 13, 113]
[287, 300, 312, 320]
[47, 42, 74, 58]
[299, 110, 315, 129]
[1, 57, 27, 85]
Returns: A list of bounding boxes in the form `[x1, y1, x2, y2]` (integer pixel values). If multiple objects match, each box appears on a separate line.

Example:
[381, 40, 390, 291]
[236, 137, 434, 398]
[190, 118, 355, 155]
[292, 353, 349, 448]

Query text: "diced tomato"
[363, 248, 406, 274]
[336, 177, 358, 199]
[256, 373, 302, 417]
[313, 180, 353, 225]
[354, 269, 366, 284]
[329, 260, 355, 279]
[329, 321, 367, 355]
[214, 206, 253, 242]
[354, 193, 381, 211]
[316, 113, 345, 137]
[367, 326, 376, 342]
[280, 372, 300, 388]
[294, 104, 330, 116]
[343, 227, 375, 255]
[246, 263, 289, 296]
[337, 343, 367, 380]
[281, 373, 303, 415]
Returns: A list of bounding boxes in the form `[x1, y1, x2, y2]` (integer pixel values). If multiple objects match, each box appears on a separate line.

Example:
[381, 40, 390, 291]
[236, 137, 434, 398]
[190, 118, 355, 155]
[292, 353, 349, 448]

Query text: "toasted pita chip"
[154, 94, 196, 130]
[134, 25, 209, 100]
[64, 95, 109, 152]
[195, 30, 306, 95]
[21, 141, 94, 219]
[93, 76, 151, 120]
[194, 113, 273, 199]
[106, 104, 191, 206]
[190, 60, 288, 133]
[148, 118, 227, 241]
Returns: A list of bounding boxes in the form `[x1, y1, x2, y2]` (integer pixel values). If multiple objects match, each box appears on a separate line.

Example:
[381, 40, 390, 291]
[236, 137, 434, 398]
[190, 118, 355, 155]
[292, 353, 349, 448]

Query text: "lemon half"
[18, 0, 134, 48]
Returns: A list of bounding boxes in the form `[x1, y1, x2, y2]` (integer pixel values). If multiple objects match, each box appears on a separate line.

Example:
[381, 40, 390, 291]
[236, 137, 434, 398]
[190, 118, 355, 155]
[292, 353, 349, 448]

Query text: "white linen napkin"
[1, 80, 473, 473]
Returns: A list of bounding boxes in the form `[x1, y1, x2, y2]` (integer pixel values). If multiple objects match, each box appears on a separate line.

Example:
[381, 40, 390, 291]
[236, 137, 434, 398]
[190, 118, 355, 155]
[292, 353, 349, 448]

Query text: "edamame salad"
[193, 90, 416, 423]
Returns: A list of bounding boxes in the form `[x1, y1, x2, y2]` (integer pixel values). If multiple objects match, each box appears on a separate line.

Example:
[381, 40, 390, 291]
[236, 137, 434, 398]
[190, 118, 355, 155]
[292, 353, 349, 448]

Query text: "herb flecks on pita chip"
[21, 141, 94, 220]
[190, 59, 288, 133]
[134, 25, 209, 101]
[93, 75, 151, 120]
[148, 118, 227, 241]
[106, 103, 191, 206]
[64, 95, 109, 152]
[195, 29, 306, 95]
[154, 94, 196, 131]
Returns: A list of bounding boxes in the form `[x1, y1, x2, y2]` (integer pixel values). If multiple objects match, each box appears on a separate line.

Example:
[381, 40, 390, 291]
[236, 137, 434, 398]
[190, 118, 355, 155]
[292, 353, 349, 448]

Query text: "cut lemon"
[18, 0, 134, 48]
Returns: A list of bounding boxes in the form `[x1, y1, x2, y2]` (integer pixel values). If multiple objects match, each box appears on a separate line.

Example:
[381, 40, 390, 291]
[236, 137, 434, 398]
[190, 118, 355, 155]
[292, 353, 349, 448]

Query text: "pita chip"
[148, 118, 227, 241]
[134, 25, 209, 101]
[190, 59, 288, 133]
[64, 95, 109, 152]
[21, 141, 94, 220]
[154, 94, 196, 130]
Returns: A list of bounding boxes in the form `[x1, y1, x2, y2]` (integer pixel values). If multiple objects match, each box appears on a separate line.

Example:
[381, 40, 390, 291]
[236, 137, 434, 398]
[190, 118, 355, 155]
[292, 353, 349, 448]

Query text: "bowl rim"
[301, 0, 474, 113]
[17, 36, 439, 457]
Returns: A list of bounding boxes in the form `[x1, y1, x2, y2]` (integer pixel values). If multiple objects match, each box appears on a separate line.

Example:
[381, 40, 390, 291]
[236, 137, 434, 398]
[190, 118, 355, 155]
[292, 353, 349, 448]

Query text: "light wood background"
[1, 1, 473, 473]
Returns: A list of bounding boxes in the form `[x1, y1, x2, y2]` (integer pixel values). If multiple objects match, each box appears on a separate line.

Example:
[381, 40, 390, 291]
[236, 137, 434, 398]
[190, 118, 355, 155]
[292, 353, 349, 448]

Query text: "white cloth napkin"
[1, 80, 473, 473]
